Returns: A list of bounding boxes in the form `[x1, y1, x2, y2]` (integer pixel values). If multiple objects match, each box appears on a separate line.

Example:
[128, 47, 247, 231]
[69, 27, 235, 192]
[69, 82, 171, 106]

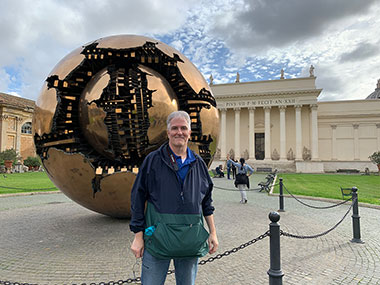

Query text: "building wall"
[0, 105, 35, 161]
[212, 77, 380, 172]
[20, 134, 35, 159]
[317, 100, 380, 162]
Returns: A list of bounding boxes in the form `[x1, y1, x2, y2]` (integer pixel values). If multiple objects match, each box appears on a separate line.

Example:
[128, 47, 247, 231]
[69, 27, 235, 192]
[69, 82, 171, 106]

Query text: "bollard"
[278, 178, 285, 212]
[267, 212, 284, 285]
[350, 187, 364, 244]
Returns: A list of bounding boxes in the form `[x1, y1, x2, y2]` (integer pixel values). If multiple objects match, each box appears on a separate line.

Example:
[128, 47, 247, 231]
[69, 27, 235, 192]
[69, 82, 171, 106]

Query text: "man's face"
[167, 117, 191, 148]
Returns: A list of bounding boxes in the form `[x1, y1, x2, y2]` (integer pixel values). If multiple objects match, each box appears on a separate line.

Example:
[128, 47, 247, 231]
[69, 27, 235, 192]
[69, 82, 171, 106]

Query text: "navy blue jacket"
[129, 142, 215, 233]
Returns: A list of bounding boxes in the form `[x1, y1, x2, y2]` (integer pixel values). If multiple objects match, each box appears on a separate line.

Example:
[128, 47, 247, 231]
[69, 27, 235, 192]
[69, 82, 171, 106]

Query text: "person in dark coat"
[215, 164, 224, 177]
[130, 111, 219, 285]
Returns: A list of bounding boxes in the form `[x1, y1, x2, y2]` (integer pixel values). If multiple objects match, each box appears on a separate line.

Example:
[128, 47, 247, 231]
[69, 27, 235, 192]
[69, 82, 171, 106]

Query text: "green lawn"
[0, 172, 57, 194]
[1, 172, 379, 206]
[273, 173, 380, 205]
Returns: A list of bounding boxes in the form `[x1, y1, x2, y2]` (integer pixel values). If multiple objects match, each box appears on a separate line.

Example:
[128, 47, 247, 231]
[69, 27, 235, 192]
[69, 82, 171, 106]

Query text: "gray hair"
[167, 111, 191, 130]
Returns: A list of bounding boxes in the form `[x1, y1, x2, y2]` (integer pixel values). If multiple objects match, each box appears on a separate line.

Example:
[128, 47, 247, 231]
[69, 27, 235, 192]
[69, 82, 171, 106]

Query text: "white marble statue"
[235, 72, 240, 83]
[309, 65, 315, 77]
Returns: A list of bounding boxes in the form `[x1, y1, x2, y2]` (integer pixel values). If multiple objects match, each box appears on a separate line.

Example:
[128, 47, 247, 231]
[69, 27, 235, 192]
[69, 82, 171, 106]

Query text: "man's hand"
[208, 232, 219, 254]
[131, 232, 144, 258]
[205, 214, 218, 254]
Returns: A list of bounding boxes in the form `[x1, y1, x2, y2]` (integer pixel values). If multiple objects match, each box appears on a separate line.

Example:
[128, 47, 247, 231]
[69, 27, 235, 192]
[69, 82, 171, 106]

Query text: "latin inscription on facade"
[224, 98, 296, 108]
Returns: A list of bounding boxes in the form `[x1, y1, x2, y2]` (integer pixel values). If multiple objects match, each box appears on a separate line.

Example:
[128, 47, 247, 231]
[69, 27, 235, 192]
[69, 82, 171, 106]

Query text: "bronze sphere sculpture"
[33, 35, 219, 218]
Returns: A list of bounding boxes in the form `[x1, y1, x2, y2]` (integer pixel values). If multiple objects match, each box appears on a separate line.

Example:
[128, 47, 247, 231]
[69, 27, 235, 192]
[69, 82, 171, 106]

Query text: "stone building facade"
[0, 93, 35, 160]
[211, 76, 380, 173]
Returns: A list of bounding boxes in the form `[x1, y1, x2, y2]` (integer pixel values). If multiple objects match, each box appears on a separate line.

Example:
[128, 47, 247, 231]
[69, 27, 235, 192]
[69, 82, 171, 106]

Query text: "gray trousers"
[237, 184, 247, 201]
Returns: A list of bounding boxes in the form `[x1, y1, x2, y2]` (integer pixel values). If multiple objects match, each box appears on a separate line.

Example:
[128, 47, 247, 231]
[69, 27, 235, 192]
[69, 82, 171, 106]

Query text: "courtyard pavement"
[1, 174, 380, 284]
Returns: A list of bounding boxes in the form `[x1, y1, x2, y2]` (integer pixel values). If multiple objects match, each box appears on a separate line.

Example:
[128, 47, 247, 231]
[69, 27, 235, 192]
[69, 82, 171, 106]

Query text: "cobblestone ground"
[0, 174, 380, 284]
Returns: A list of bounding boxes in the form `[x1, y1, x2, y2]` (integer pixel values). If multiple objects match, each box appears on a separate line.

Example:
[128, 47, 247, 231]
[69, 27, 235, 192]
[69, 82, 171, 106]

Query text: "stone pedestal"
[295, 161, 324, 173]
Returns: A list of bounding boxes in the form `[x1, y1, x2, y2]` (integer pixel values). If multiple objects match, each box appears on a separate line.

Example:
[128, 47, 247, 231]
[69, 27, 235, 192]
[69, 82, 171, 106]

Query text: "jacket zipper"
[174, 162, 194, 205]
[164, 147, 196, 205]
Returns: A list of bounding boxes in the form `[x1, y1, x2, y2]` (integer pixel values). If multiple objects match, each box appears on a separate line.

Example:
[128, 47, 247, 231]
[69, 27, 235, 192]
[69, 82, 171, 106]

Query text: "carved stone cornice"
[309, 104, 318, 110]
[0, 115, 24, 122]
[213, 89, 322, 99]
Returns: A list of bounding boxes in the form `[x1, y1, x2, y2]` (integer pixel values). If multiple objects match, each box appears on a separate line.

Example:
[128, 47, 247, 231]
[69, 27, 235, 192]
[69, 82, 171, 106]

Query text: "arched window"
[21, 122, 32, 134]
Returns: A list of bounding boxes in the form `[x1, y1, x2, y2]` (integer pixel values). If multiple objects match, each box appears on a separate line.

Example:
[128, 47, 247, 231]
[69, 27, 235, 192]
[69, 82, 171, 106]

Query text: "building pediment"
[211, 77, 321, 109]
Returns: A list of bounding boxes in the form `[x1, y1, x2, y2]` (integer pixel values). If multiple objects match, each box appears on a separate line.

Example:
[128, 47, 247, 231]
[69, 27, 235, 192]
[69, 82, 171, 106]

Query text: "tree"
[0, 149, 17, 164]
[23, 156, 41, 170]
[369, 151, 380, 172]
[0, 149, 18, 171]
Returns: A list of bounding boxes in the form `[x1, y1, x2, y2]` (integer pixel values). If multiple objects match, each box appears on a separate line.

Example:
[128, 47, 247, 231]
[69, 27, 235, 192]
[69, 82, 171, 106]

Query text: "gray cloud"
[0, 0, 379, 102]
[0, 0, 190, 99]
[339, 42, 380, 63]
[211, 0, 377, 52]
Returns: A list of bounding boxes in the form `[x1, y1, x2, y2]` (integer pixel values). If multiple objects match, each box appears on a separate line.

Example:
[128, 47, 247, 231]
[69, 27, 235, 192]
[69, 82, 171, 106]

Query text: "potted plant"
[23, 156, 41, 171]
[0, 149, 18, 170]
[369, 151, 380, 172]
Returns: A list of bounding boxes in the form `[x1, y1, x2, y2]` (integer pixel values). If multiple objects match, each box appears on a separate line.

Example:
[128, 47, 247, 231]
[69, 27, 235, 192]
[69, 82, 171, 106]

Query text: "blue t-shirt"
[169, 147, 196, 184]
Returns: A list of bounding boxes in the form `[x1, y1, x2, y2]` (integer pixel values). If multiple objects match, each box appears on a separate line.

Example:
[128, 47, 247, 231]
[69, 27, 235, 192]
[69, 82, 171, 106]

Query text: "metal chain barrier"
[0, 185, 57, 191]
[213, 181, 279, 192]
[280, 197, 356, 239]
[283, 184, 352, 209]
[0, 231, 270, 285]
[213, 185, 261, 191]
[198, 230, 269, 265]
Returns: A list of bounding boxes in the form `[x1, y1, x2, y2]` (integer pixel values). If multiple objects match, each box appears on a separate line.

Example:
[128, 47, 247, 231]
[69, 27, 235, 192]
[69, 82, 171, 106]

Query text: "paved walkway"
[1, 174, 380, 284]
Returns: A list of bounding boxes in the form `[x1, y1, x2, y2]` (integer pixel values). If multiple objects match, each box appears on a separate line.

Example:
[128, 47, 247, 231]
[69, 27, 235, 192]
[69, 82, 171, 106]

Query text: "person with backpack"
[227, 155, 254, 204]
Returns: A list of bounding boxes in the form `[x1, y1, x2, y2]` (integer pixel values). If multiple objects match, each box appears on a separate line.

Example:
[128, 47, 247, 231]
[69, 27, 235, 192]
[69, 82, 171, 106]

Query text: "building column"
[377, 124, 380, 151]
[353, 124, 360, 160]
[234, 107, 241, 159]
[331, 124, 337, 160]
[295, 105, 302, 160]
[248, 107, 256, 160]
[279, 106, 286, 161]
[264, 106, 271, 160]
[0, 116, 8, 152]
[15, 117, 23, 156]
[310, 104, 319, 160]
[220, 108, 227, 159]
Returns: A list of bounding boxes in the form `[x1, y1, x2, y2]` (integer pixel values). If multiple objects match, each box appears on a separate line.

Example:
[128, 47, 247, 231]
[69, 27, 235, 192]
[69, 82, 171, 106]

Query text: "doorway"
[255, 133, 265, 160]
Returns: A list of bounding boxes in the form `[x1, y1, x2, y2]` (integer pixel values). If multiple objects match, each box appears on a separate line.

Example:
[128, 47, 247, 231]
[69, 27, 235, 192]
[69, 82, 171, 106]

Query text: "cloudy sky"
[1, 0, 379, 102]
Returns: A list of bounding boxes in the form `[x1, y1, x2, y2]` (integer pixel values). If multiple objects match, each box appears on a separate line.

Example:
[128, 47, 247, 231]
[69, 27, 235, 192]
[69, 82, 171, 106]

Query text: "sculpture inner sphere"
[33, 35, 219, 218]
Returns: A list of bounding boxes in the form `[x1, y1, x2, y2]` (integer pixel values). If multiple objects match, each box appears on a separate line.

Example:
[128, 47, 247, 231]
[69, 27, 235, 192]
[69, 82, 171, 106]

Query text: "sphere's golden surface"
[33, 35, 219, 218]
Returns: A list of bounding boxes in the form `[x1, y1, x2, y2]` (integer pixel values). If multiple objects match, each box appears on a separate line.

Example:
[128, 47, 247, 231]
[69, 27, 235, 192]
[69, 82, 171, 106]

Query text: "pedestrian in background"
[226, 159, 232, 179]
[227, 155, 253, 204]
[231, 159, 237, 179]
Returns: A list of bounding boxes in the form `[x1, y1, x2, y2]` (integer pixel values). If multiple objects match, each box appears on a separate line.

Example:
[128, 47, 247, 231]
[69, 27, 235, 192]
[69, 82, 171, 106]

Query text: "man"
[215, 165, 224, 178]
[226, 159, 232, 179]
[130, 111, 218, 285]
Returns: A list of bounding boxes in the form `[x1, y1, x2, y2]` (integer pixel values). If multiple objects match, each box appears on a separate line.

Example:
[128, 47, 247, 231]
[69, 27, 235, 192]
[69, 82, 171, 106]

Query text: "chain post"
[267, 211, 284, 285]
[350, 187, 364, 244]
[278, 178, 285, 212]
